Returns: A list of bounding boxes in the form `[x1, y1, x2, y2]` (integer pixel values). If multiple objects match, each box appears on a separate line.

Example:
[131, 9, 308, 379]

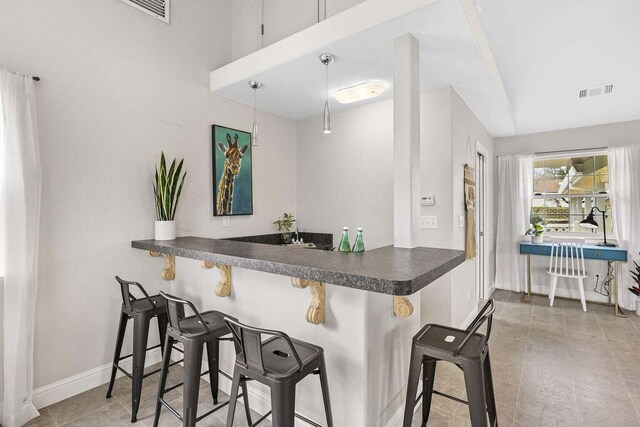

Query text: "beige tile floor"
[26, 289, 640, 426]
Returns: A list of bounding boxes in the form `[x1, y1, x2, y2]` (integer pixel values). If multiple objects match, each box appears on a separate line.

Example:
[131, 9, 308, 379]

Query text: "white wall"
[297, 100, 394, 248]
[494, 119, 640, 302]
[420, 87, 496, 328]
[0, 0, 298, 391]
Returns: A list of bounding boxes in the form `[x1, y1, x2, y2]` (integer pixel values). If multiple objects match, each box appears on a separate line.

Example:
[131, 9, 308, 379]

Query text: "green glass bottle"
[352, 227, 365, 252]
[338, 226, 351, 252]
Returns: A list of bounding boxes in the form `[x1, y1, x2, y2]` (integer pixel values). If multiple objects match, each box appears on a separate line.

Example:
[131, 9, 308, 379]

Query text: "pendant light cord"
[253, 87, 257, 121]
[325, 62, 329, 103]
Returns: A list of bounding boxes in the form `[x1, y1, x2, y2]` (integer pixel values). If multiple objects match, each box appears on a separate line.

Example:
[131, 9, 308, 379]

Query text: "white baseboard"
[383, 384, 423, 427]
[487, 281, 496, 298]
[32, 348, 163, 409]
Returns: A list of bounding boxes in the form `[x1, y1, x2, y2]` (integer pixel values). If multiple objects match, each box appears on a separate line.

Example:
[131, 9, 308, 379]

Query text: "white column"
[393, 33, 421, 248]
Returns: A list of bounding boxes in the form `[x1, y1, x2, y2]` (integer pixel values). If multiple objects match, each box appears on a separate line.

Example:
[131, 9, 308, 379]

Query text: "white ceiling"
[476, 0, 640, 135]
[213, 0, 640, 137]
[214, 0, 516, 137]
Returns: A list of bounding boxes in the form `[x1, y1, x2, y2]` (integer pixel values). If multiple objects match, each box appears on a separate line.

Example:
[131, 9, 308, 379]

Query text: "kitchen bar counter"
[131, 236, 465, 296]
[131, 236, 466, 424]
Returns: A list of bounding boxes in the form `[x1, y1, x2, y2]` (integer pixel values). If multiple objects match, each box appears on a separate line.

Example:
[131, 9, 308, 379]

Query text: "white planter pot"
[155, 220, 176, 240]
[531, 235, 544, 244]
[636, 299, 640, 317]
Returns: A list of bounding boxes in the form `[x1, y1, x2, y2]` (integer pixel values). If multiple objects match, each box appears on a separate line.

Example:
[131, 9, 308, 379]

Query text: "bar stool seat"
[251, 336, 323, 379]
[177, 311, 229, 338]
[415, 324, 487, 360]
[129, 294, 166, 312]
[403, 299, 498, 427]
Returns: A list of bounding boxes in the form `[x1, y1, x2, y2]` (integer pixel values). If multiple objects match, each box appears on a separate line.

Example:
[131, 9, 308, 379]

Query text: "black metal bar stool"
[153, 292, 253, 427]
[106, 276, 170, 422]
[224, 317, 333, 427]
[402, 299, 498, 427]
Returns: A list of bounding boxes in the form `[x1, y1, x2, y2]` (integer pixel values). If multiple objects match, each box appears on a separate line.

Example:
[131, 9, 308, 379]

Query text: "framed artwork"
[212, 125, 253, 216]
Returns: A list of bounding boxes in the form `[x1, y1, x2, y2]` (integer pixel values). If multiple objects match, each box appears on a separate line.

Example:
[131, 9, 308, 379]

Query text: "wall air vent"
[120, 0, 169, 23]
[578, 83, 614, 99]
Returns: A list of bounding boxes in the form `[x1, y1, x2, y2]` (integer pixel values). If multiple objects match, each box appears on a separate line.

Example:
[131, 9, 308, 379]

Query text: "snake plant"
[154, 152, 187, 221]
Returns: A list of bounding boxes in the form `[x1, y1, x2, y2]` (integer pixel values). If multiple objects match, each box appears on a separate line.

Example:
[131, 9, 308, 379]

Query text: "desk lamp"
[579, 207, 615, 247]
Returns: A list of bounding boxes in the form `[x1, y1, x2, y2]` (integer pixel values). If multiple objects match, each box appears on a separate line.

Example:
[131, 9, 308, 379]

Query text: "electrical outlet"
[458, 215, 465, 228]
[223, 216, 230, 227]
[420, 216, 437, 229]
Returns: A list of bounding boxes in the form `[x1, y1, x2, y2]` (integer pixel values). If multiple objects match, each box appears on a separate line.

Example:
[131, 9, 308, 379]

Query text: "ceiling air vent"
[578, 83, 614, 99]
[120, 0, 170, 23]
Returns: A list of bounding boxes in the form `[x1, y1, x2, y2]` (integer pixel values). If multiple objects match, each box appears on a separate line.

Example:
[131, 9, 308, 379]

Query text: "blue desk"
[519, 241, 628, 316]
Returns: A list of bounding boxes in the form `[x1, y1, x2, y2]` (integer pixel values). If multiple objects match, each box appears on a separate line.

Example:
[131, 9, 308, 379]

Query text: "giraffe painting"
[212, 126, 253, 216]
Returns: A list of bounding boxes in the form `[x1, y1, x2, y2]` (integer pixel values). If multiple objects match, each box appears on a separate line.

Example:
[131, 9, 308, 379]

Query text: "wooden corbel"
[393, 296, 414, 318]
[201, 261, 232, 297]
[291, 277, 326, 325]
[148, 251, 175, 281]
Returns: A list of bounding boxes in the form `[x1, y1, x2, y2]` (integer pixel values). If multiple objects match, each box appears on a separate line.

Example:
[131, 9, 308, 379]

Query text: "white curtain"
[0, 69, 42, 427]
[495, 154, 534, 292]
[609, 144, 640, 311]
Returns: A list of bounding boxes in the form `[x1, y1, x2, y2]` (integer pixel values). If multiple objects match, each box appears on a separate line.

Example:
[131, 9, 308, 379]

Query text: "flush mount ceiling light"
[319, 53, 335, 134]
[249, 80, 262, 146]
[333, 80, 388, 104]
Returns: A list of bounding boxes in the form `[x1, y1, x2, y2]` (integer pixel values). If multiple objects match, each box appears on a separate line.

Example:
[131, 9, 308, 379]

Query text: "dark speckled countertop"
[131, 236, 466, 296]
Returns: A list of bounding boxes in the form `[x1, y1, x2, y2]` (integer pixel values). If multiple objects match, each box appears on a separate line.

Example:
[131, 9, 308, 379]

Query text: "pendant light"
[249, 80, 262, 146]
[319, 53, 334, 134]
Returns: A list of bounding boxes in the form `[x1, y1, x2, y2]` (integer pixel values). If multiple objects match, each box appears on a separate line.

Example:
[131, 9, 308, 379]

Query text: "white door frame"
[475, 142, 489, 299]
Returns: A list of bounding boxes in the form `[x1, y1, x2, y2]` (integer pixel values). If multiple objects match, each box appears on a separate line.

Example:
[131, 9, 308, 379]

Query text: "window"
[531, 153, 612, 234]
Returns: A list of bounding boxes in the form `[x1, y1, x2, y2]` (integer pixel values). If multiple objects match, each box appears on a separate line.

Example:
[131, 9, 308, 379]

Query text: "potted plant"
[274, 213, 295, 244]
[526, 222, 545, 244]
[629, 256, 640, 316]
[153, 152, 186, 240]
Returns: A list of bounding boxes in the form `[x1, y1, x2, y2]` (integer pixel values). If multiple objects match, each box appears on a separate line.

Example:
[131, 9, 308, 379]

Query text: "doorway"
[475, 148, 487, 299]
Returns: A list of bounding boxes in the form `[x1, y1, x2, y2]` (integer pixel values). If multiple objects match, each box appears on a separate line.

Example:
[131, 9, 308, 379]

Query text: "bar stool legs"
[484, 351, 498, 427]
[421, 358, 437, 426]
[205, 341, 219, 404]
[271, 383, 296, 427]
[106, 311, 165, 422]
[318, 357, 334, 427]
[462, 359, 488, 427]
[402, 347, 424, 426]
[106, 312, 128, 399]
[131, 315, 151, 422]
[153, 334, 173, 427]
[182, 341, 204, 427]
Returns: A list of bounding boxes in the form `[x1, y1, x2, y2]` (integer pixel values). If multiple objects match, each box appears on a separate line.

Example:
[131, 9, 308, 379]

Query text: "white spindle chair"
[547, 239, 588, 312]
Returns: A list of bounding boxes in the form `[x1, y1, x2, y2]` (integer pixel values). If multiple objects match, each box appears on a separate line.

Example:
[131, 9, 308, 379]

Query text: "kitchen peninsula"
[130, 235, 466, 425]
[132, 236, 465, 320]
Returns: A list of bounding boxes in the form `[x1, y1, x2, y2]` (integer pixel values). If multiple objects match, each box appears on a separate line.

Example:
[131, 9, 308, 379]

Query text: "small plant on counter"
[274, 212, 295, 244]
[525, 222, 545, 243]
[153, 152, 187, 240]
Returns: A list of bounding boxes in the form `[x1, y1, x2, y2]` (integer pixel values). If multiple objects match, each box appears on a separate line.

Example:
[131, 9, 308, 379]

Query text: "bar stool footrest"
[158, 392, 247, 424]
[415, 390, 468, 406]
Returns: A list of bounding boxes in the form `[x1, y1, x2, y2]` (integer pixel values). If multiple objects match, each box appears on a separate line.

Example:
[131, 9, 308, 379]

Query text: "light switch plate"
[223, 216, 230, 227]
[458, 215, 465, 228]
[420, 216, 437, 229]
[421, 195, 436, 206]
